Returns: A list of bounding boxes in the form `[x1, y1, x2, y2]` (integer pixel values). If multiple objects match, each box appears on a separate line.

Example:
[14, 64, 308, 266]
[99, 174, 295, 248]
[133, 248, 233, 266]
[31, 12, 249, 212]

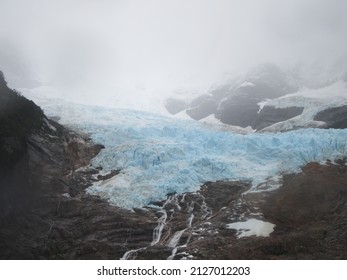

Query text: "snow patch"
[227, 219, 275, 238]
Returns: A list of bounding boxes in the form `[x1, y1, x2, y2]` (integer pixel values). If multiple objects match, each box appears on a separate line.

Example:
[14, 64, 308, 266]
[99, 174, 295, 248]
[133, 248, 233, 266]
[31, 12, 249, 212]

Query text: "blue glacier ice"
[32, 100, 347, 209]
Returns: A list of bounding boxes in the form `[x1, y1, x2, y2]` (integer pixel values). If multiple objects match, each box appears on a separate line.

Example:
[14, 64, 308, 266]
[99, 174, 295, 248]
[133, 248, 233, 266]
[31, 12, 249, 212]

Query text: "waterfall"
[151, 209, 168, 246]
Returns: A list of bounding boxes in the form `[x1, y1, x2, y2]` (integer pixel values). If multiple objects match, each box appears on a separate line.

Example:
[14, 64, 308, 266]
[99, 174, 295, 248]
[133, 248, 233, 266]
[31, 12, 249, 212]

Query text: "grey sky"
[1, 0, 347, 100]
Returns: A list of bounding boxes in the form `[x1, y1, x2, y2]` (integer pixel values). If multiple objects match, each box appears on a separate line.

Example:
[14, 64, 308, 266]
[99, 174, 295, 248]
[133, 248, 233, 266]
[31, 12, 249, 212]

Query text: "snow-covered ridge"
[25, 97, 347, 209]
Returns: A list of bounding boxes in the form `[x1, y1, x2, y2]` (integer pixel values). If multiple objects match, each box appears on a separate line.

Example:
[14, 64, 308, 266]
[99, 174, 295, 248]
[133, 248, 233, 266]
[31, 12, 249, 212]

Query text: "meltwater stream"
[121, 193, 206, 260]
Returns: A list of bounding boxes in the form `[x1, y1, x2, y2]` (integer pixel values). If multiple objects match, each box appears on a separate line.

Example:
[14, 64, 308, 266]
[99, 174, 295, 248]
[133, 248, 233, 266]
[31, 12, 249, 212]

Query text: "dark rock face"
[215, 64, 296, 127]
[0, 72, 46, 217]
[0, 71, 45, 170]
[216, 94, 261, 127]
[166, 64, 297, 128]
[0, 75, 155, 259]
[253, 106, 304, 130]
[314, 105, 347, 128]
[0, 108, 157, 259]
[164, 98, 187, 115]
[260, 162, 347, 259]
[186, 95, 218, 120]
[209, 79, 237, 100]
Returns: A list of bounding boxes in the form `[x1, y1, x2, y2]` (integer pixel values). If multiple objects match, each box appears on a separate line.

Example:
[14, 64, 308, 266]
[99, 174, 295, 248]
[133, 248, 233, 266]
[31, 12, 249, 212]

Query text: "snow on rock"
[200, 114, 255, 134]
[226, 219, 275, 238]
[259, 81, 347, 131]
[22, 97, 347, 209]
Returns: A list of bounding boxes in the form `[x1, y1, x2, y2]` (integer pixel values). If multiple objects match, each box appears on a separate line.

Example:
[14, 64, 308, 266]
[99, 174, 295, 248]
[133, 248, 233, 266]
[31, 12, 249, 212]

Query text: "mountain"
[165, 63, 347, 131]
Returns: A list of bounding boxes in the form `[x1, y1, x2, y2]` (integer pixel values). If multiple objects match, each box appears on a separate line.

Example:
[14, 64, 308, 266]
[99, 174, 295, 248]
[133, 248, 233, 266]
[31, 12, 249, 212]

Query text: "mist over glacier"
[1, 0, 347, 113]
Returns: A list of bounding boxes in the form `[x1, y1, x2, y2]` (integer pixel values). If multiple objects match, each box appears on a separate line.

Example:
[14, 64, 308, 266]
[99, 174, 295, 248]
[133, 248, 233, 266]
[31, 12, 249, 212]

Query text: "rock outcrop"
[186, 94, 218, 120]
[165, 98, 187, 115]
[253, 106, 304, 130]
[314, 105, 347, 128]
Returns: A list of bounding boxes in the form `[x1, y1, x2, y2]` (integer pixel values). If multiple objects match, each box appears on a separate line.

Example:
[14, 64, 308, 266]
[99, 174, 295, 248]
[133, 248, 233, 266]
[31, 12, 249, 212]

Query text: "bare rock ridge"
[253, 106, 304, 130]
[313, 105, 347, 128]
[1, 71, 347, 259]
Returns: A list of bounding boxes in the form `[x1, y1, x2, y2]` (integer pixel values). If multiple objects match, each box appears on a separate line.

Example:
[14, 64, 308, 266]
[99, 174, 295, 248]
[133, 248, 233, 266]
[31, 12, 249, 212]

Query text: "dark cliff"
[0, 73, 106, 258]
[0, 71, 46, 217]
[0, 72, 156, 259]
[0, 71, 45, 171]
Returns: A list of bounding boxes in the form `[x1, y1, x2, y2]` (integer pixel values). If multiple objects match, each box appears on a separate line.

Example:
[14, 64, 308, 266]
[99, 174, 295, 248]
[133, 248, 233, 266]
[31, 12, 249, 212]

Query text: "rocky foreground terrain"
[1, 71, 347, 259]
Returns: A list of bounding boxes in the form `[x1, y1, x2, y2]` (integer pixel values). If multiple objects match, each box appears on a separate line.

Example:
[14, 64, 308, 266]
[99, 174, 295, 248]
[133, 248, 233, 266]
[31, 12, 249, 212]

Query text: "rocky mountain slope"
[165, 64, 347, 131]
[124, 161, 347, 260]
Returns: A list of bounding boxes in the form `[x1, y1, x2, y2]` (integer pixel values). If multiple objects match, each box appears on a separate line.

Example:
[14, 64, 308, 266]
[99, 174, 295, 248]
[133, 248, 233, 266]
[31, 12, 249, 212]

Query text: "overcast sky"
[1, 0, 347, 108]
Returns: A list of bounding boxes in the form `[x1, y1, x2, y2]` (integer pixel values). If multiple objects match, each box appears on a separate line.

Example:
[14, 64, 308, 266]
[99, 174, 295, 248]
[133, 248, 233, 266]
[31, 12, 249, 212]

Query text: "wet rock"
[186, 95, 218, 120]
[97, 169, 120, 181]
[215, 94, 261, 127]
[254, 106, 304, 130]
[164, 98, 187, 115]
[313, 105, 347, 128]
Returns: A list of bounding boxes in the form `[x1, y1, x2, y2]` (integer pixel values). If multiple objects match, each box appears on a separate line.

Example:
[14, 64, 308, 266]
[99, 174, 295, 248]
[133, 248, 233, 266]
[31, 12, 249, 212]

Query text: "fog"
[1, 0, 347, 112]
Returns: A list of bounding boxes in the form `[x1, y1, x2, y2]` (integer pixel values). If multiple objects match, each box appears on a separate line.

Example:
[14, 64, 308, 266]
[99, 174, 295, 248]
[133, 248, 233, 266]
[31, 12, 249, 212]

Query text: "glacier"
[86, 122, 347, 209]
[20, 96, 347, 209]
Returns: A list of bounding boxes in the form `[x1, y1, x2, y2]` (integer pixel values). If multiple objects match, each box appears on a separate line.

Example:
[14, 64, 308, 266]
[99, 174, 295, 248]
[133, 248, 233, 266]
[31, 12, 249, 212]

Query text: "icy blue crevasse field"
[39, 101, 347, 209]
